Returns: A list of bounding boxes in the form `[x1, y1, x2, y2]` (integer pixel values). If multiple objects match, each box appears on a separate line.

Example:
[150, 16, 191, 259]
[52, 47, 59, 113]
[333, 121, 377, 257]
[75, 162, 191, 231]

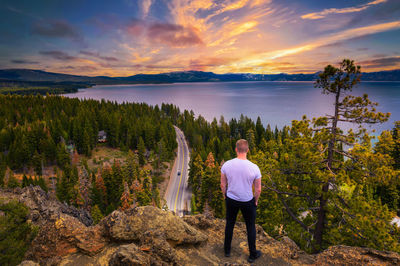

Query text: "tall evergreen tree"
[91, 205, 104, 224]
[391, 121, 400, 170]
[137, 137, 146, 166]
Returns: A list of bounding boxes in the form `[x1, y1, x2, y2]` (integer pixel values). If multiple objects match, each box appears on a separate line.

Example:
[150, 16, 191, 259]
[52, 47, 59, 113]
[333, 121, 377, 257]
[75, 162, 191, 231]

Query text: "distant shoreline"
[1, 69, 400, 88]
[86, 79, 400, 87]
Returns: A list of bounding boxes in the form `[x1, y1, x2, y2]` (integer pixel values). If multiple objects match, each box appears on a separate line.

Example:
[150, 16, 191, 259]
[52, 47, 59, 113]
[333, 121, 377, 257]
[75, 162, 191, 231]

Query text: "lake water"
[64, 81, 400, 135]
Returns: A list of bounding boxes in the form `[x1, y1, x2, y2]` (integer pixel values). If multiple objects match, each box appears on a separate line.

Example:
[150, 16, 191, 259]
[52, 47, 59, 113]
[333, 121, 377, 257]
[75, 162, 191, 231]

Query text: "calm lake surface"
[64, 81, 400, 135]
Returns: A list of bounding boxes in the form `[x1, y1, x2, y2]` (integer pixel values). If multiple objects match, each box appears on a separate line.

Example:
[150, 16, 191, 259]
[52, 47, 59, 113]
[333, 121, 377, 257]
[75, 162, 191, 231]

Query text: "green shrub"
[0, 200, 38, 265]
[90, 204, 104, 224]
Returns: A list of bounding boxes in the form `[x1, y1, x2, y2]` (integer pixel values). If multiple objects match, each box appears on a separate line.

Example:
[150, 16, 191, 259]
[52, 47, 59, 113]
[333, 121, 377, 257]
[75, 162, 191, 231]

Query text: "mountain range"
[1, 69, 400, 87]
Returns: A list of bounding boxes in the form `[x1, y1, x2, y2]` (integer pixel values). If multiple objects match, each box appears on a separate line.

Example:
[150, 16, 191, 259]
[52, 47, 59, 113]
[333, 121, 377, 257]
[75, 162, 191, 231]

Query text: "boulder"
[108, 244, 150, 266]
[279, 236, 301, 259]
[140, 231, 178, 263]
[183, 214, 213, 229]
[18, 261, 40, 266]
[314, 245, 400, 265]
[100, 206, 208, 245]
[26, 213, 106, 263]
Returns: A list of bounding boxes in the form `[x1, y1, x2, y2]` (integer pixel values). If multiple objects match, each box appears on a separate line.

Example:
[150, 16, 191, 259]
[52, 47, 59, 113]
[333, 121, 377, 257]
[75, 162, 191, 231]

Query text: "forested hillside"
[1, 60, 399, 259]
[0, 95, 178, 217]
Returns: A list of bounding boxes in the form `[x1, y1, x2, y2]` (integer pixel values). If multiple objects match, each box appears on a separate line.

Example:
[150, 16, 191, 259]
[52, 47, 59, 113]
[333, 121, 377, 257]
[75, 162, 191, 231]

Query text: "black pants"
[224, 196, 257, 256]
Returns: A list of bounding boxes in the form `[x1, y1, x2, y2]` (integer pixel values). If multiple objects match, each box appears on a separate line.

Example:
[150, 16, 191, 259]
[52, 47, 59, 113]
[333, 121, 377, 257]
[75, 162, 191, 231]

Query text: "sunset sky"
[1, 0, 400, 76]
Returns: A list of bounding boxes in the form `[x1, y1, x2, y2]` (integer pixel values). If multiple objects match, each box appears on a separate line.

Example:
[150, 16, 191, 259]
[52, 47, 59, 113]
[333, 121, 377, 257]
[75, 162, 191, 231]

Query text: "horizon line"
[1, 67, 399, 78]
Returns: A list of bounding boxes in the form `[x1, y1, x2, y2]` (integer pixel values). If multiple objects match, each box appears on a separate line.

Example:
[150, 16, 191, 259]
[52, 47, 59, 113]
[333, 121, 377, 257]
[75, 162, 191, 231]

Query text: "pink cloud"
[126, 20, 203, 48]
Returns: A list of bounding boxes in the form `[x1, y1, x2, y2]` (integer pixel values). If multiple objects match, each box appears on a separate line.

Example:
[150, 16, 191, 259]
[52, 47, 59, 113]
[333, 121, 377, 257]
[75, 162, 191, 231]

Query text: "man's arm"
[254, 178, 261, 206]
[221, 173, 227, 199]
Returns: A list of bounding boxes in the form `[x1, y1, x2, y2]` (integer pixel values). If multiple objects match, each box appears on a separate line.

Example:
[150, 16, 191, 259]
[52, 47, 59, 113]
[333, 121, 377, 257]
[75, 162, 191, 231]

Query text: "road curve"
[164, 126, 191, 216]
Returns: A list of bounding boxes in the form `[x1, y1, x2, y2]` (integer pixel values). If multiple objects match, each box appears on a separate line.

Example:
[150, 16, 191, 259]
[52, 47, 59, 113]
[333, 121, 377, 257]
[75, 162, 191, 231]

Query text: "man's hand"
[221, 173, 227, 199]
[254, 178, 261, 206]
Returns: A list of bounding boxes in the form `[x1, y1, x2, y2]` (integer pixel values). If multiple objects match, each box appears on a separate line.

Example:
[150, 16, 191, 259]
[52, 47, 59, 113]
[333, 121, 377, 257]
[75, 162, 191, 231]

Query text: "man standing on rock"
[220, 139, 262, 263]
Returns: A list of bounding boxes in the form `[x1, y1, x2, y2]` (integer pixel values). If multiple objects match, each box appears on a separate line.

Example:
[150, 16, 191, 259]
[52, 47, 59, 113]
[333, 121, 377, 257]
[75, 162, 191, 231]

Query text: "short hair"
[236, 139, 249, 153]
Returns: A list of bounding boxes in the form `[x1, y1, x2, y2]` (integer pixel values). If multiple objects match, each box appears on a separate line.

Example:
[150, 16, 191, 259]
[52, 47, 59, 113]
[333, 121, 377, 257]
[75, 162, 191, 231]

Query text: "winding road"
[165, 126, 191, 216]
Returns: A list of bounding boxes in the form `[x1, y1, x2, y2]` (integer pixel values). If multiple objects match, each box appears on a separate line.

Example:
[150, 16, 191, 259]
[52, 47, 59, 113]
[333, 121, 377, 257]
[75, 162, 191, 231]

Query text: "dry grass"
[86, 146, 129, 169]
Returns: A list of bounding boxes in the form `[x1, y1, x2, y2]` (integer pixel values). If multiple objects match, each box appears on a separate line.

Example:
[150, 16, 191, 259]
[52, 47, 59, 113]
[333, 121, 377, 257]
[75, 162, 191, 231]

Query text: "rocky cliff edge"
[1, 186, 400, 266]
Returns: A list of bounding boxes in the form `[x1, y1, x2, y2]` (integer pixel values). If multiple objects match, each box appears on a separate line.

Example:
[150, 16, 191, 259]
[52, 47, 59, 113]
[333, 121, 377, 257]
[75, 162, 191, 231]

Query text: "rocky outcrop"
[18, 261, 39, 266]
[100, 206, 207, 245]
[4, 186, 400, 266]
[108, 244, 151, 266]
[1, 186, 92, 226]
[314, 246, 400, 265]
[26, 213, 106, 263]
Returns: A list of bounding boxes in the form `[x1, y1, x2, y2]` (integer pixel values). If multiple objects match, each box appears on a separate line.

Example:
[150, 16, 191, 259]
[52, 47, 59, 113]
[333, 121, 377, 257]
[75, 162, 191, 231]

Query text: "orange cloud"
[223, 20, 400, 72]
[230, 21, 258, 37]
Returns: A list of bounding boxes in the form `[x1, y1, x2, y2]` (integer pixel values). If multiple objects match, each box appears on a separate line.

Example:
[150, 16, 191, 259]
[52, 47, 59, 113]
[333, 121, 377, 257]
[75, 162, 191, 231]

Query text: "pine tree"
[130, 179, 142, 207]
[124, 150, 139, 184]
[37, 176, 48, 193]
[32, 151, 43, 176]
[152, 187, 161, 207]
[373, 129, 400, 211]
[138, 174, 152, 206]
[157, 138, 167, 162]
[0, 200, 38, 265]
[188, 153, 204, 210]
[56, 169, 68, 203]
[312, 59, 390, 251]
[199, 152, 224, 217]
[7, 172, 20, 188]
[91, 170, 107, 213]
[265, 124, 272, 141]
[102, 165, 114, 207]
[112, 160, 124, 206]
[90, 205, 104, 224]
[190, 194, 198, 214]
[56, 142, 70, 169]
[246, 129, 256, 151]
[391, 121, 400, 169]
[256, 116, 265, 145]
[120, 181, 132, 211]
[22, 174, 29, 187]
[137, 137, 146, 166]
[0, 160, 5, 187]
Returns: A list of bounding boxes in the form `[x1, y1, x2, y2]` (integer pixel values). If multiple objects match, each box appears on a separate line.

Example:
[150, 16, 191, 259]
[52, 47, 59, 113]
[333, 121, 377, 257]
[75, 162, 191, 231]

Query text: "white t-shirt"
[221, 158, 262, 202]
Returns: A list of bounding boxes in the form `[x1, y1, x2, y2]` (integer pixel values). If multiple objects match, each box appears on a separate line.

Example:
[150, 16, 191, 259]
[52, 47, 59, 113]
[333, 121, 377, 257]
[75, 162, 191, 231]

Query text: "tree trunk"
[313, 86, 341, 252]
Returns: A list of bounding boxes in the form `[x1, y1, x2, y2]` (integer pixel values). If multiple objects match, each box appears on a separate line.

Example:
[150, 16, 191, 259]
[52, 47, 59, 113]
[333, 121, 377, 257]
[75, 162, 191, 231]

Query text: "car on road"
[177, 171, 181, 176]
